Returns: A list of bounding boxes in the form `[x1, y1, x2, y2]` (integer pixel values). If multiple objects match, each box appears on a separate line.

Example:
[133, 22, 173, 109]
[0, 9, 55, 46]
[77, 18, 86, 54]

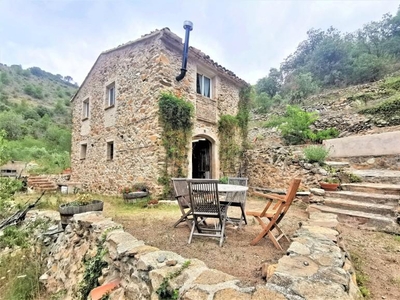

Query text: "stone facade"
[70, 29, 247, 195]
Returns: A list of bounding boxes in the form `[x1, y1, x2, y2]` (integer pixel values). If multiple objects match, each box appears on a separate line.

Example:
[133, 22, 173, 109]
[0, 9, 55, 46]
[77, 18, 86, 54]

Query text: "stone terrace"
[41, 211, 361, 300]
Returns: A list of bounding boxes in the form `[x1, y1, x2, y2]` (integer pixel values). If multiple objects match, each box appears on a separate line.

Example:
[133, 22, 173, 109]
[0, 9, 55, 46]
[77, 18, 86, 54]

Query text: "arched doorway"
[192, 137, 212, 178]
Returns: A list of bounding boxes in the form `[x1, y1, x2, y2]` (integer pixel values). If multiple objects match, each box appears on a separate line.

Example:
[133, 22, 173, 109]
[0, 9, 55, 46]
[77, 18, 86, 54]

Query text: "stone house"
[70, 28, 248, 195]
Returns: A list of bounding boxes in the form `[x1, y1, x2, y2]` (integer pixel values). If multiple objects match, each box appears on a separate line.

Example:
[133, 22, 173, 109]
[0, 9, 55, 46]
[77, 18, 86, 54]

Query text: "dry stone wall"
[40, 211, 361, 300]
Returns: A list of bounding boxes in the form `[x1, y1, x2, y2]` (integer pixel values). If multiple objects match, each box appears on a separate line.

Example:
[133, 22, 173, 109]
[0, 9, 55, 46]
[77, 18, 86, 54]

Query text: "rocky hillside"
[246, 75, 400, 190]
[250, 75, 400, 146]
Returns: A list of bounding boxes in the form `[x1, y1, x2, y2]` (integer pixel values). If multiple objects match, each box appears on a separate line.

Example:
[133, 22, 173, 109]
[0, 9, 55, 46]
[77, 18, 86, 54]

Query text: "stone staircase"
[309, 165, 400, 234]
[28, 176, 58, 192]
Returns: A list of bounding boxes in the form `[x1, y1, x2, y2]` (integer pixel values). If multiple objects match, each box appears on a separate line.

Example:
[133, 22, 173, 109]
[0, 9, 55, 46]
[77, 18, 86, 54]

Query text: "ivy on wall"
[218, 86, 251, 175]
[158, 92, 194, 198]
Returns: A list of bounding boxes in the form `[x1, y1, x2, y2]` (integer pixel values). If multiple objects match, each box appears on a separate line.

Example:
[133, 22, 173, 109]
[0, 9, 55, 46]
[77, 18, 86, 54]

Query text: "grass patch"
[350, 251, 371, 298]
[0, 249, 43, 300]
[303, 145, 330, 164]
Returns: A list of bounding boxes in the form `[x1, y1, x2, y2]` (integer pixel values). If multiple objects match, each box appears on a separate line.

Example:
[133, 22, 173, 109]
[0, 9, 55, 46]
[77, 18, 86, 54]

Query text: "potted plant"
[121, 183, 149, 202]
[319, 177, 340, 191]
[59, 193, 104, 229]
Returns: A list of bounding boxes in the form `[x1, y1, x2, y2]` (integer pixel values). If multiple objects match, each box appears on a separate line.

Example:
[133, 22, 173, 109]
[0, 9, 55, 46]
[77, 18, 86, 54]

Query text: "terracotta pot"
[319, 182, 340, 191]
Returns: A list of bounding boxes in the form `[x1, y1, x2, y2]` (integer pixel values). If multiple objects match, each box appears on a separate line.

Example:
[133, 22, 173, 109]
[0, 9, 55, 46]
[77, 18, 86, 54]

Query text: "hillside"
[250, 74, 400, 146]
[0, 63, 78, 173]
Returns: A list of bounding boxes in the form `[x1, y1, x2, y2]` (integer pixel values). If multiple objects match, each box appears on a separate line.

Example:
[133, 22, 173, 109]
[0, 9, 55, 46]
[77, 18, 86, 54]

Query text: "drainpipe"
[176, 20, 193, 81]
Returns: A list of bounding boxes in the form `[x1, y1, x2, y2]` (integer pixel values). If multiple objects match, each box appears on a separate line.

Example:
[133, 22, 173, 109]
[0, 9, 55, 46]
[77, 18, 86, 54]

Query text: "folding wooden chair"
[187, 179, 227, 247]
[171, 178, 193, 228]
[246, 178, 301, 251]
[226, 177, 248, 226]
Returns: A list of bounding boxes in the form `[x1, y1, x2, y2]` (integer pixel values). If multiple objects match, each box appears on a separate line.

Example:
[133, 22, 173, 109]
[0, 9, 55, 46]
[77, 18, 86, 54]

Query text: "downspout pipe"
[176, 20, 193, 81]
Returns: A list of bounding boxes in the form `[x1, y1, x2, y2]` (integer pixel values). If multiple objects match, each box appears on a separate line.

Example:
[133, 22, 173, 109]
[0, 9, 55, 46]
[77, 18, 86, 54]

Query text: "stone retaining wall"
[41, 211, 361, 300]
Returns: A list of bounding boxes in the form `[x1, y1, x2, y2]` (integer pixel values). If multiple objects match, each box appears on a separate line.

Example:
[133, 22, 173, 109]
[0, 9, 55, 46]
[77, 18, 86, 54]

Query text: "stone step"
[349, 169, 400, 184]
[308, 205, 399, 233]
[324, 190, 399, 205]
[323, 198, 396, 216]
[341, 183, 400, 195]
[325, 161, 350, 168]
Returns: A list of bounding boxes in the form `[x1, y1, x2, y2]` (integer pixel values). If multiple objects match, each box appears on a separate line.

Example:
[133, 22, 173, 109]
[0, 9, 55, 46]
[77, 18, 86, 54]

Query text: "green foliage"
[24, 84, 44, 99]
[303, 145, 330, 163]
[0, 64, 77, 174]
[360, 97, 400, 123]
[265, 105, 318, 145]
[78, 242, 108, 300]
[0, 225, 30, 248]
[285, 72, 319, 103]
[0, 129, 10, 165]
[254, 7, 400, 103]
[309, 128, 339, 143]
[219, 176, 228, 184]
[348, 173, 362, 183]
[0, 177, 23, 217]
[0, 71, 10, 85]
[0, 249, 43, 300]
[159, 92, 193, 131]
[156, 261, 191, 300]
[218, 87, 251, 175]
[218, 114, 240, 173]
[381, 76, 400, 91]
[158, 93, 193, 198]
[350, 251, 370, 298]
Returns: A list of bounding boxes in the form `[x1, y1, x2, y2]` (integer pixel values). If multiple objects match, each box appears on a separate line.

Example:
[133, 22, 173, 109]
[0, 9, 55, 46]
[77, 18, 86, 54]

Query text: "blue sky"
[0, 0, 399, 84]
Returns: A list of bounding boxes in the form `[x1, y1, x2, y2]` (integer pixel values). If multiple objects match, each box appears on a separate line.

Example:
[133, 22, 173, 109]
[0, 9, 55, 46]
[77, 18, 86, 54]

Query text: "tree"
[0, 130, 10, 165]
[255, 68, 282, 97]
[64, 75, 73, 83]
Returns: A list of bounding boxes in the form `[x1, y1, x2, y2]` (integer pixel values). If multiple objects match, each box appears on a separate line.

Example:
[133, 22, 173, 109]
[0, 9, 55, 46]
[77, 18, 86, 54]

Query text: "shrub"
[309, 128, 340, 143]
[265, 105, 318, 145]
[303, 145, 330, 164]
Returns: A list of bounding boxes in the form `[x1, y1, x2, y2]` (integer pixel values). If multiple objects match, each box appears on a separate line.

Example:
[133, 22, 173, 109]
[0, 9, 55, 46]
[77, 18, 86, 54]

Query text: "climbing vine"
[218, 86, 251, 175]
[156, 261, 191, 300]
[158, 92, 194, 197]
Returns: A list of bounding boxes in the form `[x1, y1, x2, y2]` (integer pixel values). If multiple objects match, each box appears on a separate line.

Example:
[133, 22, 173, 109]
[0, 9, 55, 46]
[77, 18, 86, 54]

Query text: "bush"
[303, 145, 330, 163]
[265, 105, 318, 145]
[309, 128, 340, 143]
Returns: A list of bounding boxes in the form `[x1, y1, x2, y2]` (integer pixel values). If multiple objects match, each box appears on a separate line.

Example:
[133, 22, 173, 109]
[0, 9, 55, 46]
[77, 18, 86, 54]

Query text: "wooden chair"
[171, 178, 192, 228]
[187, 179, 227, 247]
[246, 178, 301, 251]
[226, 177, 248, 226]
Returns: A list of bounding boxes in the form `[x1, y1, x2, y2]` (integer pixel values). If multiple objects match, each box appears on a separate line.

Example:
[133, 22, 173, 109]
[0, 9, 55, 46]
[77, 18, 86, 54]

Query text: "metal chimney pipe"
[176, 20, 193, 81]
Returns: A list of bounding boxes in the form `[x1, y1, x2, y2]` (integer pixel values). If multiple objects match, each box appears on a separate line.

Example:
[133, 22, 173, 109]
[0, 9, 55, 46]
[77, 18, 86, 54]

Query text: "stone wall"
[70, 29, 245, 196]
[41, 211, 361, 300]
[244, 144, 327, 191]
[323, 131, 400, 158]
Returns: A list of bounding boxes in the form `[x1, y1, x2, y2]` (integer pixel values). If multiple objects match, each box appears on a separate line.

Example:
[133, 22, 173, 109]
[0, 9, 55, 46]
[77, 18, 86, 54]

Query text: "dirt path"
[339, 225, 400, 300]
[111, 197, 308, 286]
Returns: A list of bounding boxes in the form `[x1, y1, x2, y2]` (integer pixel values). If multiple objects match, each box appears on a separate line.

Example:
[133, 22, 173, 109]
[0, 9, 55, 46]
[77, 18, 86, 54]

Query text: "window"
[82, 99, 89, 119]
[107, 141, 114, 160]
[80, 144, 87, 160]
[106, 83, 115, 107]
[197, 74, 212, 98]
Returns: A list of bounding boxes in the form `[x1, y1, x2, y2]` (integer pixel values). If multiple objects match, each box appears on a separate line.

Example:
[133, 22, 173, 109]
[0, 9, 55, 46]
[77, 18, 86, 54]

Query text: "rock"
[366, 158, 375, 164]
[310, 188, 325, 196]
[318, 168, 328, 176]
[303, 163, 313, 170]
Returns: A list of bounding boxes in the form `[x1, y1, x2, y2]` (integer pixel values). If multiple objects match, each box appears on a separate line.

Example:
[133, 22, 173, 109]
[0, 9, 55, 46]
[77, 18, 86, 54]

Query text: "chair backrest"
[171, 178, 190, 207]
[275, 178, 301, 223]
[228, 177, 248, 186]
[227, 177, 248, 203]
[187, 179, 221, 216]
